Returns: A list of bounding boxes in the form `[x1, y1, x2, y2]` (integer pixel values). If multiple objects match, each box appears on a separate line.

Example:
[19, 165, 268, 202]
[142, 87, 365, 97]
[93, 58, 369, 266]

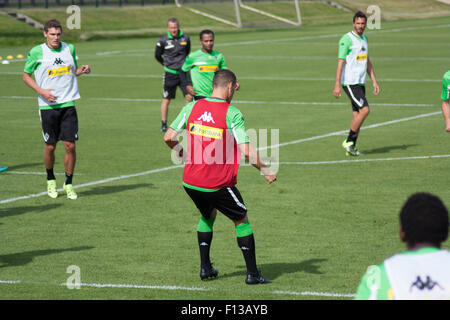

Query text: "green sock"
[197, 216, 216, 268]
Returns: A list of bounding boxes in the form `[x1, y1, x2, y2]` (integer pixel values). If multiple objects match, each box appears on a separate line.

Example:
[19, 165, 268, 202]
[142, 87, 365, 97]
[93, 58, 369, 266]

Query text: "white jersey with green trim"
[341, 32, 369, 85]
[34, 42, 80, 107]
[384, 250, 450, 300]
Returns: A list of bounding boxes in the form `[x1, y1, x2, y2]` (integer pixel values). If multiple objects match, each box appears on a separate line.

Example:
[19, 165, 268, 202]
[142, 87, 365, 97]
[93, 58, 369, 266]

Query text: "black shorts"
[163, 71, 188, 99]
[184, 186, 247, 221]
[193, 95, 207, 102]
[343, 85, 369, 111]
[39, 106, 78, 144]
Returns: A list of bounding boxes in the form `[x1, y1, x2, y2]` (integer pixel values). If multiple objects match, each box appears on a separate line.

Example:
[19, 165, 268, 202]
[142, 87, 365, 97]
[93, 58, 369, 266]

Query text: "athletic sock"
[197, 216, 215, 268]
[346, 130, 358, 145]
[65, 173, 73, 185]
[236, 221, 258, 275]
[46, 168, 55, 181]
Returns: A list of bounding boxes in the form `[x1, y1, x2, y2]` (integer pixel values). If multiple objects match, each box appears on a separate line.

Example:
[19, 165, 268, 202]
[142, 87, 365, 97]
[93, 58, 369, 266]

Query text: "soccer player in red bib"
[164, 69, 277, 284]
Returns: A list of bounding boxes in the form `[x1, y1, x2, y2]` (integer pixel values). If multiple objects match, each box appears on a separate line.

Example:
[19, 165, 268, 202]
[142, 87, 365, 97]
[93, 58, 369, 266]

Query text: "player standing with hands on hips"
[23, 19, 91, 200]
[333, 11, 380, 156]
[164, 69, 276, 284]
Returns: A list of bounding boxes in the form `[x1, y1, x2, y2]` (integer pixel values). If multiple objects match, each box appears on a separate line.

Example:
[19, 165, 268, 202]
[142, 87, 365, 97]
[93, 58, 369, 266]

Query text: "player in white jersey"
[333, 11, 380, 156]
[355, 192, 450, 300]
[23, 19, 91, 200]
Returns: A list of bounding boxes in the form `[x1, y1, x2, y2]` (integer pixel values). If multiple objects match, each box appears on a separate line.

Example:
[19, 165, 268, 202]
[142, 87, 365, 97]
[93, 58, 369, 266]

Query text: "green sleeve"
[68, 43, 78, 69]
[442, 71, 450, 101]
[169, 102, 196, 132]
[226, 105, 249, 144]
[23, 45, 43, 74]
[219, 53, 227, 70]
[181, 54, 193, 72]
[354, 263, 392, 300]
[338, 34, 352, 60]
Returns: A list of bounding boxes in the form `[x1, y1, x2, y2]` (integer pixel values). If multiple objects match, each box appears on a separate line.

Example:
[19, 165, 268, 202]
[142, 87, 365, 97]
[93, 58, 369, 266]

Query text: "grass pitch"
[0, 14, 450, 300]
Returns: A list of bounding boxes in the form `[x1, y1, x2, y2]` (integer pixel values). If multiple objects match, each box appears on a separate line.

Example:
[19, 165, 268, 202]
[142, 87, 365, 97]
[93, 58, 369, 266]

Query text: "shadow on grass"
[0, 203, 63, 219]
[80, 183, 155, 197]
[220, 258, 327, 281]
[362, 144, 418, 155]
[0, 246, 94, 268]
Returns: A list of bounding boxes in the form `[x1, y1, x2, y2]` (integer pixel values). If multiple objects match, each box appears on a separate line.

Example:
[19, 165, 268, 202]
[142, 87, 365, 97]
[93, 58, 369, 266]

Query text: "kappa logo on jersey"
[48, 65, 71, 77]
[197, 111, 215, 123]
[410, 276, 444, 292]
[53, 57, 64, 65]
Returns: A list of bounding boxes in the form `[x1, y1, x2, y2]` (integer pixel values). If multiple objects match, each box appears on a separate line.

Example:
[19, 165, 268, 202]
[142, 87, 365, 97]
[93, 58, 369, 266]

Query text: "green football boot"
[47, 179, 58, 199]
[63, 183, 78, 200]
[342, 139, 360, 156]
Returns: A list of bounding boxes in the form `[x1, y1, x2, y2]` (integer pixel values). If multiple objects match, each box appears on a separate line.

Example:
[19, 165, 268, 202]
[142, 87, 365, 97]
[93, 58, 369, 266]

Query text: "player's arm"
[333, 59, 345, 98]
[23, 72, 57, 103]
[238, 143, 277, 184]
[155, 40, 165, 66]
[367, 57, 380, 95]
[181, 57, 196, 96]
[441, 100, 450, 132]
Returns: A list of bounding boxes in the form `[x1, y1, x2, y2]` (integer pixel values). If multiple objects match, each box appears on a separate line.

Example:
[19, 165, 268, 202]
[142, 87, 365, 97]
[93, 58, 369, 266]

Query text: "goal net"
[174, 0, 302, 28]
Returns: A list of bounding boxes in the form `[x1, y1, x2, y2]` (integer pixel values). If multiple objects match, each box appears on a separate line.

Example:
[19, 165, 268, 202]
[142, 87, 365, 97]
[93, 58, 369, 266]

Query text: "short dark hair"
[400, 192, 449, 247]
[213, 69, 236, 89]
[199, 29, 214, 40]
[44, 19, 62, 32]
[167, 17, 179, 26]
[353, 10, 367, 22]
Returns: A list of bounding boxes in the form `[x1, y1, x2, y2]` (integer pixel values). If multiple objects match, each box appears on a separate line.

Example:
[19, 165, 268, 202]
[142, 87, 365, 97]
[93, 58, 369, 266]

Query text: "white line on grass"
[257, 111, 441, 151]
[0, 72, 442, 83]
[0, 112, 442, 204]
[0, 95, 435, 107]
[271, 154, 450, 166]
[273, 290, 355, 298]
[0, 165, 183, 204]
[0, 278, 357, 297]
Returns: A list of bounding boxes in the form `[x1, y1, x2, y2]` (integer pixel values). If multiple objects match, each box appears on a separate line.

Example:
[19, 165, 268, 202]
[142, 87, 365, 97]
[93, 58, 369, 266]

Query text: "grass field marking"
[0, 95, 436, 108]
[257, 111, 441, 151]
[0, 165, 183, 205]
[273, 154, 450, 166]
[72, 282, 211, 291]
[0, 112, 440, 204]
[0, 280, 22, 284]
[5, 171, 68, 175]
[273, 290, 355, 298]
[0, 72, 443, 83]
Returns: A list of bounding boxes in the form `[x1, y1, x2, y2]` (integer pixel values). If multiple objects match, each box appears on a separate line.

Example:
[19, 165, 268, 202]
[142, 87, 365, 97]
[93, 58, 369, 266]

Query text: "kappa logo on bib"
[199, 65, 218, 73]
[356, 54, 368, 61]
[48, 66, 71, 77]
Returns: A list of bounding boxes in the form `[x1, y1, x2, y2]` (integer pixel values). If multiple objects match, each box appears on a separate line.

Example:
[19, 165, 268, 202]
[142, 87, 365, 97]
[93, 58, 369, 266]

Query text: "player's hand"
[80, 65, 91, 74]
[40, 88, 57, 103]
[186, 85, 197, 96]
[264, 174, 277, 184]
[333, 84, 341, 98]
[373, 82, 380, 95]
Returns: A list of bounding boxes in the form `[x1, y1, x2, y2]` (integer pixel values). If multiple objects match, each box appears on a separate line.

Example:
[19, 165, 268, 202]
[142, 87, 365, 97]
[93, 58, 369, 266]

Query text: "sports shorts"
[39, 106, 78, 144]
[343, 85, 369, 111]
[163, 71, 188, 99]
[184, 186, 247, 221]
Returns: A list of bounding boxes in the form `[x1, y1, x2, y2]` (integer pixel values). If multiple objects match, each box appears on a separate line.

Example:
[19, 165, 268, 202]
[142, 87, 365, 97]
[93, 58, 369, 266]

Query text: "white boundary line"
[0, 278, 357, 298]
[271, 154, 450, 166]
[0, 111, 442, 204]
[273, 290, 355, 298]
[0, 72, 443, 83]
[0, 95, 436, 107]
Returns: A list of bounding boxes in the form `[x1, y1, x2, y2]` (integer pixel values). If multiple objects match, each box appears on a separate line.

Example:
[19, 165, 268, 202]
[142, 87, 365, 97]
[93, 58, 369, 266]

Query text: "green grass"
[1, 13, 450, 301]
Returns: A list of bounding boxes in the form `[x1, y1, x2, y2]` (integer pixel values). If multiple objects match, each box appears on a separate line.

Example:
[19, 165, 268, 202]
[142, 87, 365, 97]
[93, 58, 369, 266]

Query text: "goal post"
[174, 0, 302, 28]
